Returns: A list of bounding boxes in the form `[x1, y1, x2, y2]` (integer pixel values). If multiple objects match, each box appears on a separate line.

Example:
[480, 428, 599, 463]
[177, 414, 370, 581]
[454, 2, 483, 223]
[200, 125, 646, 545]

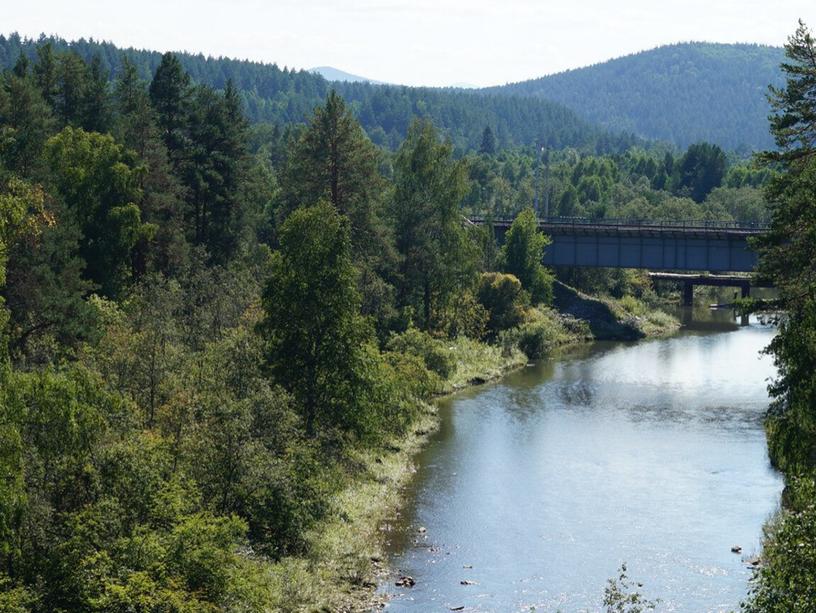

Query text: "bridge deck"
[469, 216, 768, 273]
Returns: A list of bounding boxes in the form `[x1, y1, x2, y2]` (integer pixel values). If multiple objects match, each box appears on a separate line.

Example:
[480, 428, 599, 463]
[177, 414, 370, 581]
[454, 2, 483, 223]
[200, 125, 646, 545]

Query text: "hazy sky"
[5, 0, 815, 87]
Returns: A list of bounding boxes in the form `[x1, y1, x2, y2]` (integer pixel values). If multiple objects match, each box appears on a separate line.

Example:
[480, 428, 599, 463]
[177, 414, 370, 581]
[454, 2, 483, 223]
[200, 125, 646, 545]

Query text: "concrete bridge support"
[682, 282, 694, 307]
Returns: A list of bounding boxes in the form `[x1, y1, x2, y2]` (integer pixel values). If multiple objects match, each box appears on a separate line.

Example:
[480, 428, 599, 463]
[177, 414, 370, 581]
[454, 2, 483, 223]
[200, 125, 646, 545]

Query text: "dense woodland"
[741, 20, 816, 612]
[485, 42, 785, 152]
[0, 26, 805, 612]
[0, 34, 640, 154]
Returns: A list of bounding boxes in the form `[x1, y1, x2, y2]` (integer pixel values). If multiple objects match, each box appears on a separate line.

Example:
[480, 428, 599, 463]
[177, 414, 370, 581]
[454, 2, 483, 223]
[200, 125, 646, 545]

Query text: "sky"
[5, 0, 816, 87]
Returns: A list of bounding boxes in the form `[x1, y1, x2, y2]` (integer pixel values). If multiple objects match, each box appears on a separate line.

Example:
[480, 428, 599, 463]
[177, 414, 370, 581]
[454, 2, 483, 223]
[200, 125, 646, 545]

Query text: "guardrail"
[468, 216, 769, 232]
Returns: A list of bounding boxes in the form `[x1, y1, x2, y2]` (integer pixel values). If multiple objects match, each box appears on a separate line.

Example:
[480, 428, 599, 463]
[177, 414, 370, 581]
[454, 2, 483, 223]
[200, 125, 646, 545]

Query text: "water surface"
[380, 312, 782, 612]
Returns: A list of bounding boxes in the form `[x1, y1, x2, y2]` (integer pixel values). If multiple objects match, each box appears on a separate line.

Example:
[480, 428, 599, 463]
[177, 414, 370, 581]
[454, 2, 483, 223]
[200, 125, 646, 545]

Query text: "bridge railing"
[468, 215, 769, 232]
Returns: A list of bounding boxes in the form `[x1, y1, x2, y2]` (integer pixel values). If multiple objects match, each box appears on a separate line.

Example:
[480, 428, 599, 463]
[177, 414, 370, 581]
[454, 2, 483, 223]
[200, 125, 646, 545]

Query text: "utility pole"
[542, 148, 550, 219]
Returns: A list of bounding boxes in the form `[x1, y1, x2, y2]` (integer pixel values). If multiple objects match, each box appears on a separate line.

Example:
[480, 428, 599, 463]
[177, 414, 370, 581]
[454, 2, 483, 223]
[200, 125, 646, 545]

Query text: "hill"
[310, 66, 383, 84]
[483, 43, 784, 151]
[0, 33, 637, 153]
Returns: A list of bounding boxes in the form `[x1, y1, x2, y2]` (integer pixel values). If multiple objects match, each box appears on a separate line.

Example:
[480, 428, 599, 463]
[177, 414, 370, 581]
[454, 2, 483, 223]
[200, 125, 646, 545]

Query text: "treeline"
[464, 132, 770, 223]
[0, 33, 640, 153]
[0, 44, 569, 610]
[742, 21, 816, 612]
[484, 42, 785, 152]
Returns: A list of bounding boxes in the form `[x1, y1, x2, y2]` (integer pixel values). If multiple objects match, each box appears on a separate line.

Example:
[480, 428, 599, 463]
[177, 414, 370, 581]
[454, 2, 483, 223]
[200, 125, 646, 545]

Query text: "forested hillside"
[0, 33, 638, 153]
[484, 43, 784, 151]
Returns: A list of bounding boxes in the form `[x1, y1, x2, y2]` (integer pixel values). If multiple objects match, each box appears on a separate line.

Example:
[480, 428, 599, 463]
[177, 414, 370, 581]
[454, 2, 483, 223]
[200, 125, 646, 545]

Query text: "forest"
[485, 42, 785, 152]
[0, 33, 639, 154]
[0, 27, 808, 611]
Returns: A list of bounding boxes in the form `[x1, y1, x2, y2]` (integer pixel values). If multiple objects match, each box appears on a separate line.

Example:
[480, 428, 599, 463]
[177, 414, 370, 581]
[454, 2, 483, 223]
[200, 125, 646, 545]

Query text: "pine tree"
[279, 91, 392, 261]
[149, 53, 191, 167]
[479, 125, 496, 155]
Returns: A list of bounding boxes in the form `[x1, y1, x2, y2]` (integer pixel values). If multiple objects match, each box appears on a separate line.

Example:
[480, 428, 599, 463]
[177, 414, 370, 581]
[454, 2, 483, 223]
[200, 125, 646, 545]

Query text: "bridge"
[473, 217, 767, 273]
[470, 216, 770, 304]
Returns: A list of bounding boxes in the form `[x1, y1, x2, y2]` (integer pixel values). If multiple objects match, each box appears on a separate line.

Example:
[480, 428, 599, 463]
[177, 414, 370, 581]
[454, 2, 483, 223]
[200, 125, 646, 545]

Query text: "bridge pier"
[741, 284, 750, 299]
[682, 282, 694, 307]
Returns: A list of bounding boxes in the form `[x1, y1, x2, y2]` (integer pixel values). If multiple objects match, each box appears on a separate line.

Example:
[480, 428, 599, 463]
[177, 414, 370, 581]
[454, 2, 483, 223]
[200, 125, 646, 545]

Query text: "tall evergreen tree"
[114, 58, 188, 273]
[280, 91, 392, 259]
[184, 84, 247, 261]
[0, 71, 54, 176]
[755, 20, 816, 474]
[149, 53, 191, 166]
[480, 125, 496, 155]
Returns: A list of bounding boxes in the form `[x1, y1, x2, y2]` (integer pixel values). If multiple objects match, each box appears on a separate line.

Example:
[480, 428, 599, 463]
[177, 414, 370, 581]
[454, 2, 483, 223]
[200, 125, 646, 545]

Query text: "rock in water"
[395, 575, 416, 587]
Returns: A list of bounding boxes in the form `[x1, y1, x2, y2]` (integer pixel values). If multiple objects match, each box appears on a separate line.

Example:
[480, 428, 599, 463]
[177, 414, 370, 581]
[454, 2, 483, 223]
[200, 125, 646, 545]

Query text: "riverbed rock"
[395, 575, 415, 587]
[417, 526, 426, 534]
[460, 579, 477, 585]
[731, 545, 742, 554]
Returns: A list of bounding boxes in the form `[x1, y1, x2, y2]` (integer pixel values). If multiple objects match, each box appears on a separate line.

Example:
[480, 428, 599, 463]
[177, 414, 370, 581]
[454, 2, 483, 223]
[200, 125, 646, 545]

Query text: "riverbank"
[261, 336, 529, 611]
[265, 299, 680, 611]
[554, 281, 680, 339]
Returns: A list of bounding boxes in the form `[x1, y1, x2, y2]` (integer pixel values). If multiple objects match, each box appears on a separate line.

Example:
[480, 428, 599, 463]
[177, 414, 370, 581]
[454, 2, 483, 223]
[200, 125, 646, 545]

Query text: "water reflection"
[380, 314, 782, 612]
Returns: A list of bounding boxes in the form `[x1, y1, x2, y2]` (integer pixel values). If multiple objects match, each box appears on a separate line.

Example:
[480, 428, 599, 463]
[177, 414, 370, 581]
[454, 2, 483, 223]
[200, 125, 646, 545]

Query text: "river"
[379, 310, 783, 612]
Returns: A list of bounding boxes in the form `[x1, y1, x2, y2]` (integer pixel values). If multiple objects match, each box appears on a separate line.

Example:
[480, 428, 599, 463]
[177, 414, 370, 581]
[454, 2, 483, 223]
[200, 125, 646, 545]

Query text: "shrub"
[477, 272, 529, 337]
[385, 327, 456, 380]
[500, 308, 570, 360]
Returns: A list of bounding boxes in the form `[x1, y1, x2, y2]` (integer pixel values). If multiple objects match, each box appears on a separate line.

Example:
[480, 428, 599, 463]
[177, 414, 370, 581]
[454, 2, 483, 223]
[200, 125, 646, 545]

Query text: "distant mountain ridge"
[0, 33, 638, 153]
[483, 42, 785, 151]
[310, 66, 384, 84]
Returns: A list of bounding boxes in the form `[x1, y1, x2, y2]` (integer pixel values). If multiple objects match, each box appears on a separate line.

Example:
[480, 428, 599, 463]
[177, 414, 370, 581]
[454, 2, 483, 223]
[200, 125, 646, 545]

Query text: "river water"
[379, 311, 783, 612]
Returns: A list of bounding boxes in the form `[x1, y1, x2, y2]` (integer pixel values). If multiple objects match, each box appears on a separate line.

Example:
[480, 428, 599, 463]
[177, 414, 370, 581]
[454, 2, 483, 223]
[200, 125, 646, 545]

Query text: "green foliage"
[260, 201, 381, 438]
[386, 327, 456, 381]
[754, 20, 816, 475]
[502, 208, 554, 304]
[744, 21, 816, 613]
[45, 127, 150, 296]
[0, 34, 639, 154]
[603, 563, 660, 612]
[486, 42, 785, 150]
[477, 272, 529, 336]
[392, 120, 479, 331]
[278, 91, 397, 333]
[674, 142, 727, 202]
[743, 477, 816, 612]
[499, 307, 580, 360]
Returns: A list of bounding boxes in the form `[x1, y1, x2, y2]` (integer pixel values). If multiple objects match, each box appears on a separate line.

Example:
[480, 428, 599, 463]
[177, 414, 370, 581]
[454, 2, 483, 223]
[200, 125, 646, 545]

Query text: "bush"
[438, 290, 488, 340]
[477, 272, 529, 337]
[743, 477, 816, 612]
[500, 308, 572, 360]
[385, 327, 456, 380]
[383, 350, 442, 399]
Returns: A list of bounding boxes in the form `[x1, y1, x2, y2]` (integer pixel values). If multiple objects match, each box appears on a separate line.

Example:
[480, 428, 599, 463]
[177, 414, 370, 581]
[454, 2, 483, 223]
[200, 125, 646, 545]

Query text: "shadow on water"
[379, 310, 782, 612]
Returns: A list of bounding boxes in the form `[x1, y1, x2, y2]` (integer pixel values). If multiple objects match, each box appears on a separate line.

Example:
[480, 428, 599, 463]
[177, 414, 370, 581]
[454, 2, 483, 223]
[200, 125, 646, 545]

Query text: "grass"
[440, 336, 528, 392]
[608, 294, 680, 337]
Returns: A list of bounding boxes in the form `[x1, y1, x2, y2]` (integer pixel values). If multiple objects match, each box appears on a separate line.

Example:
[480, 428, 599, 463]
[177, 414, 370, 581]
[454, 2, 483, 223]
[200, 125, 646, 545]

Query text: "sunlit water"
[379, 311, 782, 612]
